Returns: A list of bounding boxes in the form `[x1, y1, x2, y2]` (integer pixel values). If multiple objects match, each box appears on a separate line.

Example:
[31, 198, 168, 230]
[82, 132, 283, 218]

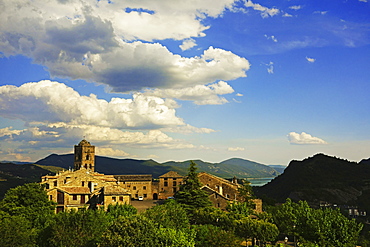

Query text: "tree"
[0, 215, 35, 247]
[235, 217, 278, 246]
[106, 203, 137, 219]
[192, 224, 240, 247]
[175, 161, 212, 211]
[192, 206, 234, 230]
[0, 183, 55, 227]
[39, 209, 110, 247]
[143, 199, 190, 230]
[271, 199, 363, 246]
[100, 215, 194, 247]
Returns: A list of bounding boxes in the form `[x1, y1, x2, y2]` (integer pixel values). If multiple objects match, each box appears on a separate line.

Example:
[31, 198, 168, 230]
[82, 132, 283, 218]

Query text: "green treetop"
[175, 161, 212, 210]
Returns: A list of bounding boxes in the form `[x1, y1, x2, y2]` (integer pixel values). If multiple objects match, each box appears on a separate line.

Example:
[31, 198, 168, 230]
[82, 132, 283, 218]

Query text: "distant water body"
[249, 177, 274, 186]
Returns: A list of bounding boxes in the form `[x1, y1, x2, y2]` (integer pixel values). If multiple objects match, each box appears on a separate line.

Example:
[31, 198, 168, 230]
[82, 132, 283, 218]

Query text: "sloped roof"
[114, 174, 152, 182]
[200, 185, 230, 201]
[159, 171, 183, 178]
[198, 172, 238, 187]
[59, 186, 91, 194]
[104, 185, 130, 195]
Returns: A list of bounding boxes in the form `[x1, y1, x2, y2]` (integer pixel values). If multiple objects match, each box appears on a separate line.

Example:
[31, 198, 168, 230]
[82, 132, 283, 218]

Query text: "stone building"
[40, 140, 131, 212]
[198, 172, 262, 212]
[41, 139, 262, 213]
[115, 174, 153, 200]
[157, 171, 183, 200]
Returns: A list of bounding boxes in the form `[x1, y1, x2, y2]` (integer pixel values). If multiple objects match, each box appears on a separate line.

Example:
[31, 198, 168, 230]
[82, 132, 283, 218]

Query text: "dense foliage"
[269, 199, 363, 247]
[0, 167, 365, 247]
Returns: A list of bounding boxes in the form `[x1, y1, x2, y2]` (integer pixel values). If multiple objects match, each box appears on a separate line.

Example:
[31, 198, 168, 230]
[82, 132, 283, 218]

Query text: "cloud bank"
[0, 81, 209, 153]
[0, 0, 249, 94]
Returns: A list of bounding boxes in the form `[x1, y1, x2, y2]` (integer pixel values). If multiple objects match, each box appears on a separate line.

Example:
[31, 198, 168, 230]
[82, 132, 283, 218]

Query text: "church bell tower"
[74, 139, 95, 171]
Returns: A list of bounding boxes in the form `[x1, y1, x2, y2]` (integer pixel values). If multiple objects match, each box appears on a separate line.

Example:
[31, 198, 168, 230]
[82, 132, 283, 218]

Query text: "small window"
[112, 196, 116, 202]
[217, 203, 220, 207]
[164, 182, 168, 187]
[135, 194, 138, 198]
[82, 181, 85, 186]
[45, 184, 50, 189]
[164, 178, 168, 180]
[173, 181, 177, 186]
[54, 181, 57, 186]
[133, 186, 136, 190]
[49, 195, 53, 200]
[73, 195, 77, 200]
[143, 186, 146, 190]
[119, 196, 124, 201]
[173, 178, 177, 180]
[143, 194, 147, 198]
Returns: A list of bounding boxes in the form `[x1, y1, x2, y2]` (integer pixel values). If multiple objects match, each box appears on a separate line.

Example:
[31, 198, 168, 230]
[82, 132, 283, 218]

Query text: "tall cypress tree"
[175, 161, 212, 210]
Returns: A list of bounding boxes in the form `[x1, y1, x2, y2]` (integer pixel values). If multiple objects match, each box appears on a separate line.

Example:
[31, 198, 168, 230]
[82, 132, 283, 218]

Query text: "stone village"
[40, 139, 261, 213]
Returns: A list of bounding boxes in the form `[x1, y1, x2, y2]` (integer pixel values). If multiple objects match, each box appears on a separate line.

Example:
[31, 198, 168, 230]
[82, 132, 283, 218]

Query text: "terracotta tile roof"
[198, 172, 238, 187]
[114, 174, 152, 182]
[60, 187, 91, 194]
[200, 185, 230, 200]
[104, 185, 130, 195]
[159, 171, 183, 178]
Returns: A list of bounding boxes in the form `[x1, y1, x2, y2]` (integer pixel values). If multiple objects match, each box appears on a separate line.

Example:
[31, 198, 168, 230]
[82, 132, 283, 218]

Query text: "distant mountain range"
[0, 154, 282, 199]
[35, 154, 281, 178]
[254, 154, 370, 213]
[163, 158, 280, 178]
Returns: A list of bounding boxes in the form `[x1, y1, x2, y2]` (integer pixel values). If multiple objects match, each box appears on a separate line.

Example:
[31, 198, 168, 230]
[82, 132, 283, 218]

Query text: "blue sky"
[0, 0, 369, 166]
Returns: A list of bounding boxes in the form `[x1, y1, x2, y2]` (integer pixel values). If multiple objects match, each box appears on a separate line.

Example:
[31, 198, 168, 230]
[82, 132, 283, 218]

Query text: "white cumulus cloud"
[0, 80, 184, 129]
[180, 39, 197, 51]
[144, 81, 235, 105]
[0, 0, 249, 93]
[288, 132, 328, 145]
[244, 0, 280, 18]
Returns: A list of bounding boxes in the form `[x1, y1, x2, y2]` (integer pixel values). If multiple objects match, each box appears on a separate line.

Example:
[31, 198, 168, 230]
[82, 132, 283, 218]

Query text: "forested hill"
[36, 154, 279, 179]
[0, 162, 62, 199]
[163, 158, 280, 178]
[36, 154, 173, 178]
[254, 153, 370, 210]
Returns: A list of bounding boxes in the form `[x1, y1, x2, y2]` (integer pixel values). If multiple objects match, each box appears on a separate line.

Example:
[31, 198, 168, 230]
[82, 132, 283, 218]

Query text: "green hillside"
[0, 162, 57, 199]
[163, 158, 280, 178]
[254, 153, 370, 212]
[36, 154, 173, 178]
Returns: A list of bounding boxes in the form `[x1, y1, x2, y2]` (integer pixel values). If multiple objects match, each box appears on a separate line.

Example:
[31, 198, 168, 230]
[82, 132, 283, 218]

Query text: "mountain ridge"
[254, 153, 370, 213]
[35, 154, 280, 178]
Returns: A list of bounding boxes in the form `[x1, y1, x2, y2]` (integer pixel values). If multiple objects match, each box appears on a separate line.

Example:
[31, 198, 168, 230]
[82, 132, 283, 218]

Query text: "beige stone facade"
[41, 140, 131, 212]
[41, 168, 131, 212]
[115, 175, 153, 200]
[158, 171, 183, 200]
[41, 140, 262, 213]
